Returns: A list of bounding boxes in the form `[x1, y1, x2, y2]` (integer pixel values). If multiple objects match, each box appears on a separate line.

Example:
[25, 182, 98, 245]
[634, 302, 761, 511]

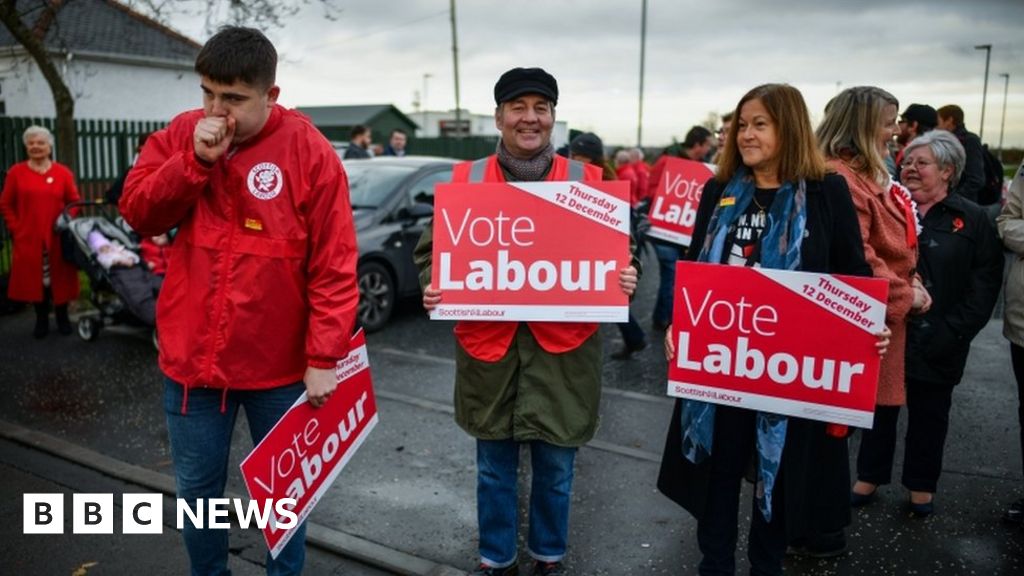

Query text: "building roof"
[297, 104, 419, 129]
[0, 0, 200, 64]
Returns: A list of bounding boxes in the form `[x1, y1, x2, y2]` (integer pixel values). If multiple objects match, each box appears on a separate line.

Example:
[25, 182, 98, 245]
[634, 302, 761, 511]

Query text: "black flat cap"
[494, 67, 558, 106]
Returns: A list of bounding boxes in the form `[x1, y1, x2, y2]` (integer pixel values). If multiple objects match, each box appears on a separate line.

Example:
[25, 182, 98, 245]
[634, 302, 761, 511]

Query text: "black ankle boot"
[55, 304, 72, 335]
[33, 302, 50, 339]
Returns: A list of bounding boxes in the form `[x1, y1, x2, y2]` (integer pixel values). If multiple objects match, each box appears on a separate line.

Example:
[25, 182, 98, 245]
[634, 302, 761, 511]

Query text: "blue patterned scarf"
[680, 166, 807, 522]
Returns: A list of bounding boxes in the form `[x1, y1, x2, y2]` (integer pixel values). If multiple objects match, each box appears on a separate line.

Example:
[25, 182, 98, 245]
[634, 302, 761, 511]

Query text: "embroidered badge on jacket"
[247, 162, 283, 200]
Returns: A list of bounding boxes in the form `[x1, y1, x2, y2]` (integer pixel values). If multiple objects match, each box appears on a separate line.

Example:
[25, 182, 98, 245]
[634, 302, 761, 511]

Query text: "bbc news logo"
[23, 493, 298, 534]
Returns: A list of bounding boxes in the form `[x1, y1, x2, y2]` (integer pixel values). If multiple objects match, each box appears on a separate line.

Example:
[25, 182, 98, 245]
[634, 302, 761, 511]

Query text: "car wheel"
[358, 261, 395, 333]
[77, 317, 100, 341]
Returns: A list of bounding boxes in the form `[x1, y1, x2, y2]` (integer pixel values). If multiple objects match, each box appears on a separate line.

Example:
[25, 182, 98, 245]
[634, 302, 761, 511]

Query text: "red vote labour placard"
[646, 157, 715, 247]
[240, 330, 378, 558]
[431, 180, 631, 322]
[667, 262, 889, 428]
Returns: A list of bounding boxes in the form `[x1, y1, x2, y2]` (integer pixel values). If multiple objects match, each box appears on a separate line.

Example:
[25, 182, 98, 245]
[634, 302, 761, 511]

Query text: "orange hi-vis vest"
[450, 154, 604, 362]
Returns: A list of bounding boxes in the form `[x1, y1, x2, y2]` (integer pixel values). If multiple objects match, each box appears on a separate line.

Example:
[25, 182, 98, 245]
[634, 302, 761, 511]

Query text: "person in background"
[817, 86, 932, 526]
[997, 160, 1024, 527]
[646, 126, 714, 331]
[119, 26, 359, 575]
[710, 111, 734, 165]
[416, 68, 639, 576]
[897, 130, 1003, 516]
[344, 124, 373, 159]
[0, 125, 80, 338]
[568, 132, 615, 180]
[657, 83, 881, 575]
[613, 149, 639, 204]
[382, 128, 408, 157]
[569, 133, 648, 360]
[140, 233, 170, 276]
[629, 147, 650, 204]
[105, 132, 152, 205]
[937, 104, 985, 203]
[894, 104, 938, 172]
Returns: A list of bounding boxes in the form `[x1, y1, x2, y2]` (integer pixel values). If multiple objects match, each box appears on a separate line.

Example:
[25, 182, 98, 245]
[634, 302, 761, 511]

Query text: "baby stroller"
[56, 200, 161, 348]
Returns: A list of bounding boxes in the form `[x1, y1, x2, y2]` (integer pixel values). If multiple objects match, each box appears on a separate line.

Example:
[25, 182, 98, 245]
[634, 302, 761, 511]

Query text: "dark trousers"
[616, 312, 646, 349]
[1012, 343, 1024, 480]
[903, 377, 957, 492]
[697, 406, 787, 576]
[857, 380, 958, 492]
[855, 405, 901, 485]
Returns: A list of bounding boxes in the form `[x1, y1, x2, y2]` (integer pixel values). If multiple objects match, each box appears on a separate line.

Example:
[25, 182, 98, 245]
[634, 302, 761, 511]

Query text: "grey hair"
[904, 130, 966, 186]
[22, 125, 54, 147]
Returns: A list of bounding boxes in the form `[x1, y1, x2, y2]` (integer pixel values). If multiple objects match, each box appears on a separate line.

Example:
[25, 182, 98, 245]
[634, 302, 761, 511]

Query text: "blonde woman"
[817, 86, 932, 515]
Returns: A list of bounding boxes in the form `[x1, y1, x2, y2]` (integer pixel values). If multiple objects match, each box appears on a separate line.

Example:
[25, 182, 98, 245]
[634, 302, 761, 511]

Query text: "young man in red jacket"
[416, 68, 639, 576]
[120, 27, 359, 575]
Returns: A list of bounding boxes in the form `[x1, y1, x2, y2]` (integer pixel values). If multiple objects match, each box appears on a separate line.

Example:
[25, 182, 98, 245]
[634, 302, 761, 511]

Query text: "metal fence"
[0, 116, 165, 279]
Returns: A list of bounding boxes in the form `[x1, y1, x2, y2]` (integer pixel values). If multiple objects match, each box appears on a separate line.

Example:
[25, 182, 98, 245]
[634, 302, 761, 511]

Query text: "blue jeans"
[653, 242, 682, 326]
[476, 439, 577, 567]
[164, 378, 308, 576]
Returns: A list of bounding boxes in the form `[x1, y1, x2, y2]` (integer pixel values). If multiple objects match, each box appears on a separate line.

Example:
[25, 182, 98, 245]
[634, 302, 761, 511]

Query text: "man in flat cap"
[415, 67, 639, 576]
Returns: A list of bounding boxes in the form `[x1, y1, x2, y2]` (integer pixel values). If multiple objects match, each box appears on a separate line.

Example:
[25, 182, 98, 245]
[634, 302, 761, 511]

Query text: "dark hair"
[683, 126, 712, 148]
[195, 26, 277, 89]
[351, 125, 370, 139]
[717, 83, 826, 184]
[937, 104, 965, 127]
[390, 128, 407, 137]
[721, 112, 734, 123]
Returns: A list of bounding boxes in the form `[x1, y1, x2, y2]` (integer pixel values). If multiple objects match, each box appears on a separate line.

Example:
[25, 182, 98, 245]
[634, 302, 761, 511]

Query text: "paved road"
[1, 247, 1023, 574]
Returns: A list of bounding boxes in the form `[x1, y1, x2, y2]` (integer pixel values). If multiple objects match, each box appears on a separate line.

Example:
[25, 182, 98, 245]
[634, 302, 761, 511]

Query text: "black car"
[342, 155, 456, 332]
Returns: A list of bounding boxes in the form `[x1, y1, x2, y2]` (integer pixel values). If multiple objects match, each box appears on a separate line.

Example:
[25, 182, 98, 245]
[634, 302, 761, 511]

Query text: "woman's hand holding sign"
[875, 325, 892, 356]
[618, 265, 638, 297]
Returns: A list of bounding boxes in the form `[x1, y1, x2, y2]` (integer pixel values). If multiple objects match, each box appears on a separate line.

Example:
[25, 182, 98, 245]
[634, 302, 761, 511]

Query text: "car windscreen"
[344, 164, 417, 209]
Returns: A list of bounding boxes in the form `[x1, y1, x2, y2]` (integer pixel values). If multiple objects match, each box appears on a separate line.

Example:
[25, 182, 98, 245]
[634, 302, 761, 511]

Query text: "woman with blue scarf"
[656, 84, 886, 575]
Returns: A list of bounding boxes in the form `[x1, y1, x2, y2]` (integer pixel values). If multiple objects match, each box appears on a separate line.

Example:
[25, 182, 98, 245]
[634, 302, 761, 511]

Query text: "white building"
[415, 109, 570, 149]
[0, 0, 200, 121]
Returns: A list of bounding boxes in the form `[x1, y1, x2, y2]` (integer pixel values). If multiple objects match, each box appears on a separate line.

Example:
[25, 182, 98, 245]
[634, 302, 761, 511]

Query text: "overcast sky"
[169, 0, 1024, 149]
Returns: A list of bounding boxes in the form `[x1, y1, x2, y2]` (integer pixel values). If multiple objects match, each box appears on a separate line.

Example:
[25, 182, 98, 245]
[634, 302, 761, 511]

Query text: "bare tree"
[0, 0, 76, 168]
[0, 0, 339, 172]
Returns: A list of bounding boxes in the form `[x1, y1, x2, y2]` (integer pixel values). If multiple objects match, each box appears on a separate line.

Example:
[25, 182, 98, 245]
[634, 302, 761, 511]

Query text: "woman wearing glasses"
[899, 130, 1003, 515]
[817, 87, 933, 518]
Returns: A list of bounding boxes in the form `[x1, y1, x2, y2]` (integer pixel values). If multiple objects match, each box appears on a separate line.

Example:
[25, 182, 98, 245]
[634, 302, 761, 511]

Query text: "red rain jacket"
[121, 106, 359, 391]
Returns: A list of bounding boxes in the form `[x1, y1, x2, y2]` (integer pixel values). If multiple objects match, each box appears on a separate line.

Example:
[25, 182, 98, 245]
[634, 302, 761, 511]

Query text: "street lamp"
[422, 73, 432, 137]
[637, 0, 647, 147]
[975, 44, 991, 140]
[998, 73, 1010, 160]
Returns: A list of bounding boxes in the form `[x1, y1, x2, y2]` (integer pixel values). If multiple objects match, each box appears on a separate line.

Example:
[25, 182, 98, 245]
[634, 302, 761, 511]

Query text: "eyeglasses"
[900, 159, 936, 170]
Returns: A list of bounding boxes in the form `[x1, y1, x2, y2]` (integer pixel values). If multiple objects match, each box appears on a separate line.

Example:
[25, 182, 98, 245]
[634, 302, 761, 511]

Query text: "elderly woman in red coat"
[1, 125, 80, 338]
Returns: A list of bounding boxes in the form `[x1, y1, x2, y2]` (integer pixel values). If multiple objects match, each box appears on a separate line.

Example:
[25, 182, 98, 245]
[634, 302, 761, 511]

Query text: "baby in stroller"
[84, 226, 162, 326]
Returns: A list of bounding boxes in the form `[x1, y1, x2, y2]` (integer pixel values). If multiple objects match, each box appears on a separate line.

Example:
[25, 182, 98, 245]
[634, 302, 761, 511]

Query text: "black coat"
[906, 193, 1004, 384]
[952, 125, 986, 203]
[657, 173, 872, 538]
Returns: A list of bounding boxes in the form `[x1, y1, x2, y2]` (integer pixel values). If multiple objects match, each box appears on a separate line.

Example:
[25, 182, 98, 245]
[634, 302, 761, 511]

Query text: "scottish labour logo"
[247, 162, 283, 200]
